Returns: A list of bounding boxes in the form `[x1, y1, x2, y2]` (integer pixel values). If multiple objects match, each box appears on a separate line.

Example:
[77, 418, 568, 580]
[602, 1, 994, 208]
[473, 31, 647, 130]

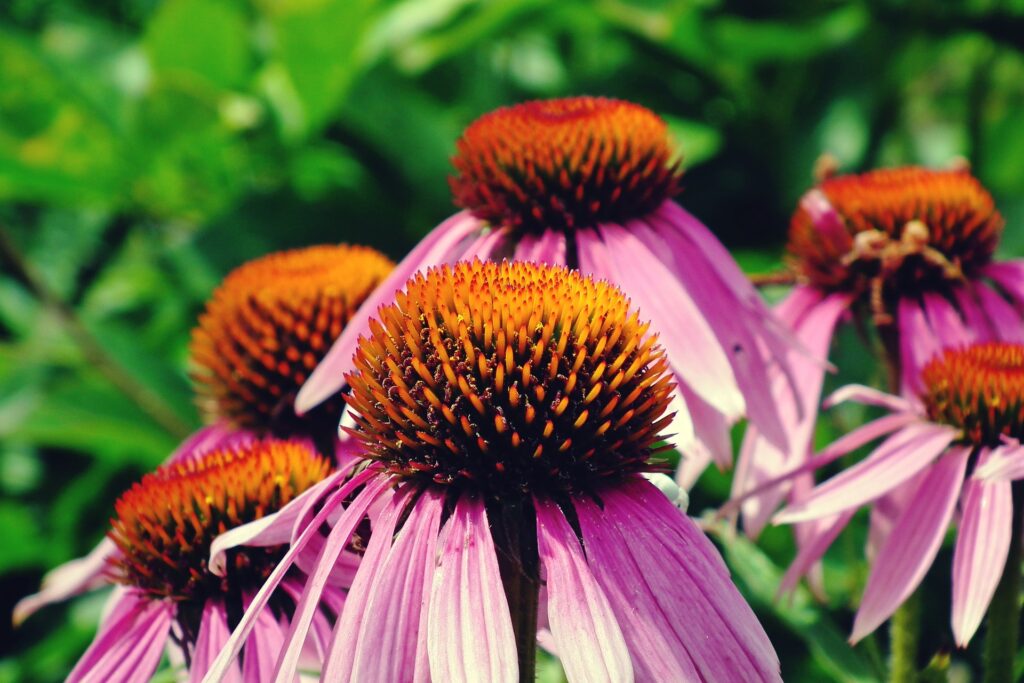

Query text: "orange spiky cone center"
[109, 439, 330, 602]
[190, 244, 394, 437]
[921, 343, 1024, 447]
[788, 167, 1002, 296]
[344, 260, 675, 497]
[450, 97, 682, 234]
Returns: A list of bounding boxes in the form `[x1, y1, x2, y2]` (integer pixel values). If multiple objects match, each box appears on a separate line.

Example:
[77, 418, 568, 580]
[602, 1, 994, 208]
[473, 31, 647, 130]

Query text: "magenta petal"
[295, 211, 484, 414]
[67, 594, 173, 683]
[775, 422, 957, 524]
[191, 603, 242, 683]
[578, 478, 780, 681]
[427, 495, 517, 683]
[984, 260, 1024, 305]
[516, 229, 568, 264]
[242, 603, 292, 683]
[535, 497, 632, 683]
[580, 223, 744, 422]
[851, 449, 969, 642]
[14, 537, 119, 625]
[952, 461, 1013, 647]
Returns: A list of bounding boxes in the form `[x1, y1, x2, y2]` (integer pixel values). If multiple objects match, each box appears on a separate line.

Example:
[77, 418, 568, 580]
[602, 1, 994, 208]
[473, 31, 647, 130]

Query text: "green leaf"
[145, 0, 252, 90]
[663, 116, 722, 167]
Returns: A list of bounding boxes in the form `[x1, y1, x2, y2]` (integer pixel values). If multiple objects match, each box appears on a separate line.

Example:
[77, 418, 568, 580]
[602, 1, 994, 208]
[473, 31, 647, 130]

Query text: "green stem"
[889, 590, 921, 683]
[983, 485, 1024, 683]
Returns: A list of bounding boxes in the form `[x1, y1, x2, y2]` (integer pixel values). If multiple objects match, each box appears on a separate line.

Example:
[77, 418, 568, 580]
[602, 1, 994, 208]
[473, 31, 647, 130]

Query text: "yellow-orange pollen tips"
[109, 439, 330, 602]
[921, 343, 1024, 447]
[450, 97, 682, 234]
[788, 167, 1003, 323]
[190, 244, 394, 436]
[344, 260, 675, 497]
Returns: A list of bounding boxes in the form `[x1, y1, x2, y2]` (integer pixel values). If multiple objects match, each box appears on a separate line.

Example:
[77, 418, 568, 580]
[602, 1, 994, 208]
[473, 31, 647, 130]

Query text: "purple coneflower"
[772, 342, 1024, 646]
[207, 260, 780, 682]
[295, 96, 800, 486]
[734, 166, 1024, 538]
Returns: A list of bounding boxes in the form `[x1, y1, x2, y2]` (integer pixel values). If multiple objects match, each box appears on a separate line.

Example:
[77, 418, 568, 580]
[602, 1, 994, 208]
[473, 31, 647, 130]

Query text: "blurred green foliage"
[2, 0, 1024, 680]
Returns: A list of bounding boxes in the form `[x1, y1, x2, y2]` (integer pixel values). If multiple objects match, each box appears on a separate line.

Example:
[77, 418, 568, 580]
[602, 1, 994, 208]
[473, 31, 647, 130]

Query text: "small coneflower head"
[921, 342, 1024, 448]
[109, 439, 330, 603]
[450, 97, 682, 234]
[190, 244, 394, 436]
[344, 259, 676, 498]
[788, 167, 1003, 298]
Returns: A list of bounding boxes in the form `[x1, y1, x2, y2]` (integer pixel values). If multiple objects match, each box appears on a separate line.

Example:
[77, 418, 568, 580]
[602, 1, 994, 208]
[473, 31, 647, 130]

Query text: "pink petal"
[821, 384, 916, 413]
[580, 223, 745, 422]
[535, 497, 632, 683]
[984, 260, 1024, 305]
[733, 288, 850, 536]
[778, 510, 854, 597]
[169, 423, 255, 464]
[797, 189, 850, 251]
[67, 594, 173, 683]
[515, 229, 568, 265]
[974, 444, 1024, 480]
[191, 603, 242, 683]
[295, 211, 484, 414]
[243, 604, 292, 683]
[460, 227, 511, 261]
[774, 422, 957, 524]
[897, 297, 935, 396]
[14, 537, 119, 625]
[952, 460, 1013, 646]
[974, 283, 1024, 342]
[922, 292, 973, 346]
[427, 495, 517, 683]
[851, 448, 969, 642]
[578, 478, 780, 681]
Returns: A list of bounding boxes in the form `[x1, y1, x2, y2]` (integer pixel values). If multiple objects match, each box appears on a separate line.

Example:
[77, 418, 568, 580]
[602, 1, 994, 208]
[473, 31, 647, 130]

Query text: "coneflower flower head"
[298, 97, 802, 490]
[734, 165, 1024, 544]
[60, 439, 340, 682]
[209, 260, 780, 683]
[191, 244, 393, 439]
[772, 342, 1024, 646]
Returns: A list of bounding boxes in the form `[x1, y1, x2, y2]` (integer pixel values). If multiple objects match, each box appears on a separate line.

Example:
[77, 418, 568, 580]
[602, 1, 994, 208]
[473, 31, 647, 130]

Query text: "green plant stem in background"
[983, 484, 1024, 683]
[0, 226, 192, 439]
[889, 590, 921, 683]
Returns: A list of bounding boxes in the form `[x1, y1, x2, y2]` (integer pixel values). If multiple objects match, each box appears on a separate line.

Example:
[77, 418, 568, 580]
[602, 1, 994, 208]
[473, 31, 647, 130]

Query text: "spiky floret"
[190, 244, 394, 436]
[450, 97, 682, 234]
[344, 260, 675, 498]
[109, 440, 330, 602]
[788, 167, 1003, 300]
[921, 343, 1024, 447]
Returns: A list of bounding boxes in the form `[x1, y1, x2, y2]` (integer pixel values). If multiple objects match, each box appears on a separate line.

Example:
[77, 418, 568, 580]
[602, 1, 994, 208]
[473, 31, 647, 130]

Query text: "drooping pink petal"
[974, 444, 1024, 481]
[295, 211, 484, 414]
[821, 384, 917, 413]
[778, 510, 855, 597]
[578, 478, 780, 682]
[67, 594, 173, 683]
[922, 292, 974, 347]
[864, 467, 930, 564]
[243, 597, 295, 683]
[272, 475, 392, 681]
[427, 495, 517, 683]
[460, 227, 511, 261]
[672, 385, 719, 490]
[14, 537, 119, 625]
[320, 484, 410, 680]
[975, 283, 1024, 342]
[191, 602, 243, 683]
[797, 189, 850, 251]
[202, 467, 381, 683]
[516, 229, 568, 265]
[774, 422, 958, 524]
[733, 287, 850, 536]
[897, 297, 935, 396]
[952, 456, 1013, 647]
[579, 223, 745, 424]
[535, 497, 632, 683]
[851, 449, 969, 642]
[984, 260, 1024, 306]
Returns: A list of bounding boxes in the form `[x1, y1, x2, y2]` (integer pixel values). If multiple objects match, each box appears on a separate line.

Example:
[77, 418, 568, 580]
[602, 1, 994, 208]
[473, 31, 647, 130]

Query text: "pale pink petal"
[295, 211, 484, 414]
[580, 223, 745, 422]
[427, 495, 517, 683]
[774, 422, 958, 524]
[535, 497, 632, 683]
[733, 288, 850, 536]
[851, 448, 969, 642]
[897, 297, 936, 396]
[952, 458, 1012, 647]
[460, 227, 511, 261]
[14, 538, 118, 625]
[244, 600, 293, 683]
[579, 478, 780, 681]
[191, 603, 243, 683]
[974, 444, 1024, 480]
[865, 467, 930, 564]
[272, 475, 392, 681]
[821, 384, 916, 413]
[797, 189, 850, 251]
[516, 229, 567, 265]
[67, 594, 173, 683]
[778, 511, 855, 597]
[201, 467, 381, 682]
[320, 484, 410, 680]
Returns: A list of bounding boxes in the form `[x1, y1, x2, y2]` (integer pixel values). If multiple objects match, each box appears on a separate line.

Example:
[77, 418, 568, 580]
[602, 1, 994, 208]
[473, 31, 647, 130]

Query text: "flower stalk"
[888, 590, 921, 683]
[493, 499, 541, 683]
